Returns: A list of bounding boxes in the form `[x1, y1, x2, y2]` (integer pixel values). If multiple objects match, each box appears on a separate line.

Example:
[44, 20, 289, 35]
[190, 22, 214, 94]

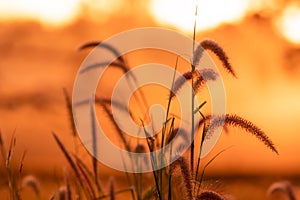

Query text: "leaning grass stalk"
[130, 186, 136, 200]
[63, 88, 78, 154]
[192, 4, 198, 65]
[79, 43, 148, 119]
[74, 154, 103, 195]
[191, 69, 195, 175]
[134, 144, 147, 199]
[6, 129, 16, 168]
[78, 41, 146, 110]
[4, 130, 20, 200]
[75, 156, 103, 194]
[109, 177, 115, 200]
[141, 121, 162, 200]
[0, 130, 6, 164]
[19, 150, 27, 174]
[96, 99, 131, 152]
[159, 56, 179, 197]
[119, 149, 136, 200]
[196, 147, 232, 195]
[75, 158, 97, 199]
[90, 99, 102, 194]
[142, 186, 158, 200]
[193, 101, 207, 115]
[191, 4, 199, 176]
[64, 170, 72, 200]
[63, 88, 77, 137]
[167, 118, 175, 200]
[52, 132, 94, 200]
[194, 111, 206, 194]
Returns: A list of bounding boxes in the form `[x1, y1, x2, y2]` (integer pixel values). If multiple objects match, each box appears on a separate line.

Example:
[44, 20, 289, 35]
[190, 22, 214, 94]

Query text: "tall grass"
[55, 24, 278, 199]
[0, 130, 41, 199]
[0, 6, 280, 200]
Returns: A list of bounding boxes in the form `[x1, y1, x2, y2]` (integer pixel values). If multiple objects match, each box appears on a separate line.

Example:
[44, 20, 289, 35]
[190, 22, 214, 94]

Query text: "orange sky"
[0, 0, 300, 177]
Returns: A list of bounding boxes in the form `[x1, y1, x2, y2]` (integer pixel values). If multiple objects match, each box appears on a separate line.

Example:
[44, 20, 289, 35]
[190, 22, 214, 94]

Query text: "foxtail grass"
[171, 156, 193, 200]
[78, 41, 126, 64]
[193, 39, 236, 78]
[21, 175, 41, 199]
[58, 6, 279, 199]
[171, 68, 218, 99]
[196, 190, 225, 200]
[204, 114, 278, 154]
[267, 181, 296, 200]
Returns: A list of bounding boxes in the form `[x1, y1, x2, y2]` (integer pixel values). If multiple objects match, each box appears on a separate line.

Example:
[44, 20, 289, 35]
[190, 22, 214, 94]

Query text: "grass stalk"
[89, 99, 102, 194]
[52, 132, 95, 200]
[141, 120, 162, 200]
[167, 117, 175, 200]
[191, 4, 198, 176]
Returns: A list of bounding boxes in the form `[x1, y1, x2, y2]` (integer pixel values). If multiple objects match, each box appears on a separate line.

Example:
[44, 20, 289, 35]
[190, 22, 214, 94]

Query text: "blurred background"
[0, 0, 300, 189]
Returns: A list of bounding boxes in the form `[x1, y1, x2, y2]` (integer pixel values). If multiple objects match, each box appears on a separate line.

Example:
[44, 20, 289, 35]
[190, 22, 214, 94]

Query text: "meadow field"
[1, 1, 300, 199]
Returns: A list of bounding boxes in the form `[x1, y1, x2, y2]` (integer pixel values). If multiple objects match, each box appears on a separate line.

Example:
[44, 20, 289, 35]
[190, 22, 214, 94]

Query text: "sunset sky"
[0, 0, 300, 178]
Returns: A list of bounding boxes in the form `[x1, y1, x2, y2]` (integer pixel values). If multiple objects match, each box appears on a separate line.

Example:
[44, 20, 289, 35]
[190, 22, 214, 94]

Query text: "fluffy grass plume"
[171, 156, 193, 200]
[204, 114, 278, 154]
[171, 68, 218, 98]
[267, 181, 296, 200]
[21, 175, 41, 198]
[193, 39, 236, 78]
[196, 190, 225, 200]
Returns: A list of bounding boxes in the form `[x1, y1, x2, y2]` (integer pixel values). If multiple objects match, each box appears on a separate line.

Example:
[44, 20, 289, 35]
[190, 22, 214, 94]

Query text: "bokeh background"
[0, 0, 300, 197]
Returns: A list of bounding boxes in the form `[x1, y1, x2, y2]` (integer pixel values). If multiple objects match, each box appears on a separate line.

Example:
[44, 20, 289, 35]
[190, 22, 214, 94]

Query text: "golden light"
[0, 0, 80, 26]
[276, 4, 300, 44]
[150, 0, 250, 32]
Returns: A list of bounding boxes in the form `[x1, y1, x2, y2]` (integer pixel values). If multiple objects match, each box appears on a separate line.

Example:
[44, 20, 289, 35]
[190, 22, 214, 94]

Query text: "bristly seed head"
[134, 144, 146, 153]
[21, 175, 41, 197]
[196, 190, 225, 200]
[171, 156, 193, 200]
[171, 68, 218, 99]
[267, 181, 296, 200]
[193, 39, 236, 78]
[205, 114, 278, 154]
